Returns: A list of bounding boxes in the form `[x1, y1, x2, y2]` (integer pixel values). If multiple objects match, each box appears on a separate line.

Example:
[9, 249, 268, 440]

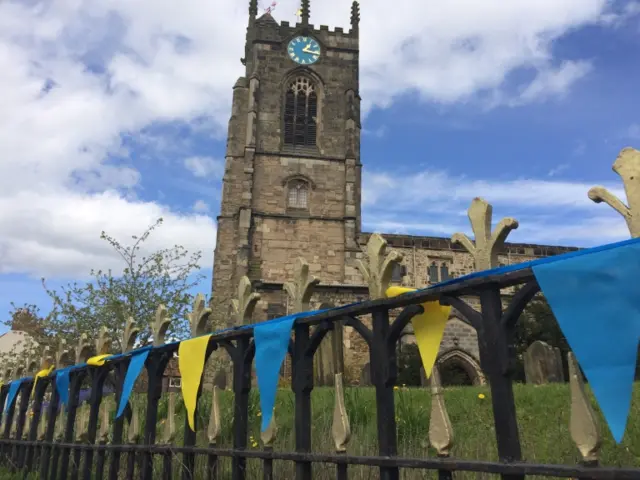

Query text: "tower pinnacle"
[249, 0, 258, 18]
[350, 1, 360, 33]
[301, 0, 310, 26]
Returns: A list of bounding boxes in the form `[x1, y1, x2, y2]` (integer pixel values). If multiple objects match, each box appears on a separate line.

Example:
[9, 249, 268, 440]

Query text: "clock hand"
[302, 46, 320, 55]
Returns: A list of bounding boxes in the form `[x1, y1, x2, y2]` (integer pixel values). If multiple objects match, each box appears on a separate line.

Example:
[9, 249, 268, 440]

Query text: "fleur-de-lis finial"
[96, 326, 111, 355]
[188, 293, 211, 337]
[428, 365, 454, 456]
[152, 305, 170, 346]
[356, 233, 403, 299]
[588, 147, 640, 237]
[230, 276, 261, 325]
[40, 346, 54, 371]
[55, 339, 71, 369]
[568, 352, 601, 463]
[207, 386, 221, 445]
[331, 373, 351, 452]
[452, 197, 519, 271]
[284, 257, 320, 313]
[75, 334, 92, 364]
[122, 317, 139, 353]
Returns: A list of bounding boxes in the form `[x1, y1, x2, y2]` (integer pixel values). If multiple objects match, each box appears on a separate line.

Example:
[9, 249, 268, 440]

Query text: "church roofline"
[359, 231, 580, 256]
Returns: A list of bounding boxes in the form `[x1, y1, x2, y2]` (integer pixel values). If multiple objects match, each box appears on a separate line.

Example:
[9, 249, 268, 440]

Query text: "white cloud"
[514, 61, 593, 105]
[361, 168, 630, 246]
[0, 0, 626, 279]
[192, 199, 210, 213]
[548, 163, 570, 177]
[184, 156, 224, 178]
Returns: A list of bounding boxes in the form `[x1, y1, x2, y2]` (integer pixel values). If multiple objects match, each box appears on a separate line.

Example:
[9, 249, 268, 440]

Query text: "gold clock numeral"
[294, 56, 300, 63]
[312, 55, 319, 62]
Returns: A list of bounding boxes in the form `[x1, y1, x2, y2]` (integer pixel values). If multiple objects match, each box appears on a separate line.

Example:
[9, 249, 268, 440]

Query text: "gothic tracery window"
[428, 262, 439, 284]
[440, 263, 450, 281]
[287, 179, 309, 209]
[284, 77, 317, 147]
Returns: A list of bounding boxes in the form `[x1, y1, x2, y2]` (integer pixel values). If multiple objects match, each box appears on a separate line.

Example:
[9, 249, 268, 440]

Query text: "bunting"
[55, 369, 71, 407]
[4, 380, 23, 413]
[178, 335, 212, 431]
[532, 239, 640, 443]
[386, 287, 451, 378]
[87, 354, 112, 367]
[31, 366, 54, 397]
[116, 348, 151, 418]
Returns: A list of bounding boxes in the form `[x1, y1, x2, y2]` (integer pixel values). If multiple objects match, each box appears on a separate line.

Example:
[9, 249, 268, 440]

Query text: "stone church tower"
[211, 0, 364, 329]
[211, 0, 576, 386]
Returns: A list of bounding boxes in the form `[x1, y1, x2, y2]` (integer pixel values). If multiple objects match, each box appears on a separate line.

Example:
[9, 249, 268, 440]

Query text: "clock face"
[287, 36, 321, 65]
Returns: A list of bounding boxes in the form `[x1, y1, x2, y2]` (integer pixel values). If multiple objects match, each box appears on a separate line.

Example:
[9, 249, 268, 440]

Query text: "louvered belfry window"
[284, 77, 317, 147]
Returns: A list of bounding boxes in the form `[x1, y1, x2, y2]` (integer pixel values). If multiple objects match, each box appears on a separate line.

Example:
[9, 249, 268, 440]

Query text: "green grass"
[1, 382, 640, 479]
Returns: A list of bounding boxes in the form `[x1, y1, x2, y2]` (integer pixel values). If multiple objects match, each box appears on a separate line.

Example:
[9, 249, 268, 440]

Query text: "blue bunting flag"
[532, 239, 640, 443]
[4, 380, 23, 413]
[116, 348, 151, 418]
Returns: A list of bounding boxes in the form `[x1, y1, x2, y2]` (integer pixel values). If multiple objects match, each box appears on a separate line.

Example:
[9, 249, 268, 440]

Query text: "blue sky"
[0, 0, 639, 332]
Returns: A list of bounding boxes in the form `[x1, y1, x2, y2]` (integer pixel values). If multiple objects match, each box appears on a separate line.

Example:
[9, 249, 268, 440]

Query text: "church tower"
[211, 0, 363, 327]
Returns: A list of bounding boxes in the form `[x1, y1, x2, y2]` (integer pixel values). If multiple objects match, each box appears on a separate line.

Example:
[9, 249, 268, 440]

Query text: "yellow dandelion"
[478, 393, 485, 399]
[393, 386, 399, 391]
[257, 411, 262, 417]
[252, 441, 259, 448]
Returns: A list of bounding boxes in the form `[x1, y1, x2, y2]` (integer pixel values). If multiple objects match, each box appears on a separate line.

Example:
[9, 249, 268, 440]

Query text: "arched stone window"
[284, 77, 317, 147]
[428, 262, 439, 284]
[287, 179, 309, 210]
[440, 263, 450, 281]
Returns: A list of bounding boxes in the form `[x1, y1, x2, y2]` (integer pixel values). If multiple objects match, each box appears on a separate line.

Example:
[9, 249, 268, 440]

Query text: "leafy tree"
[1, 219, 205, 371]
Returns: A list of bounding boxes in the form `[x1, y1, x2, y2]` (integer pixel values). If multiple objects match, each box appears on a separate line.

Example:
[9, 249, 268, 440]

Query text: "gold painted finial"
[75, 334, 92, 365]
[152, 305, 170, 346]
[96, 327, 111, 355]
[230, 276, 261, 325]
[428, 365, 454, 456]
[567, 352, 601, 463]
[163, 392, 177, 443]
[356, 233, 403, 299]
[261, 412, 277, 448]
[122, 317, 139, 353]
[188, 293, 212, 337]
[331, 373, 351, 452]
[207, 385, 221, 444]
[284, 257, 320, 313]
[452, 197, 519, 271]
[588, 147, 640, 237]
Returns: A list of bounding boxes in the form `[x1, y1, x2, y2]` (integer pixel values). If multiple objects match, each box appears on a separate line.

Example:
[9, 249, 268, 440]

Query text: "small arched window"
[284, 77, 317, 147]
[440, 263, 450, 281]
[391, 263, 406, 283]
[287, 180, 309, 209]
[428, 262, 439, 284]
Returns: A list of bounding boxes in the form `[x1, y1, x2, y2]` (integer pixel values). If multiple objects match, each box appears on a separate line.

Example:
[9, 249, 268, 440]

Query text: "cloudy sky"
[1, 0, 639, 327]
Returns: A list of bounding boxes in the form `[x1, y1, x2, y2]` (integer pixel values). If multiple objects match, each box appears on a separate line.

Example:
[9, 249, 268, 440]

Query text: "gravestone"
[213, 370, 227, 390]
[523, 340, 563, 385]
[360, 362, 371, 386]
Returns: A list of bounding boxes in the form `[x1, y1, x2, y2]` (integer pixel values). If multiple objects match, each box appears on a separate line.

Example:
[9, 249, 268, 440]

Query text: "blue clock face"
[287, 36, 321, 65]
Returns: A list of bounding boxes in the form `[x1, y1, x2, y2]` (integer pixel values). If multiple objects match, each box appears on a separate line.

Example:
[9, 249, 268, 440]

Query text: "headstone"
[523, 340, 563, 385]
[553, 346, 565, 382]
[360, 362, 371, 386]
[213, 370, 227, 390]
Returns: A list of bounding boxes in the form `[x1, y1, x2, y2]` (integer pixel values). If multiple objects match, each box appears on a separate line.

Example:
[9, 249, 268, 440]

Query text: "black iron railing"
[0, 266, 637, 480]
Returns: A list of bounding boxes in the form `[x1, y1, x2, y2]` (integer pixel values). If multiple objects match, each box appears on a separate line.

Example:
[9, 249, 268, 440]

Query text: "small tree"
[39, 218, 205, 352]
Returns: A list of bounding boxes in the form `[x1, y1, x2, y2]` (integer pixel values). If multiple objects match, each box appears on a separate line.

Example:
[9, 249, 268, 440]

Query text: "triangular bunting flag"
[116, 348, 150, 418]
[31, 366, 54, 397]
[56, 369, 71, 407]
[532, 240, 640, 443]
[386, 287, 451, 378]
[4, 380, 23, 413]
[87, 354, 111, 367]
[178, 335, 212, 431]
[254, 315, 297, 432]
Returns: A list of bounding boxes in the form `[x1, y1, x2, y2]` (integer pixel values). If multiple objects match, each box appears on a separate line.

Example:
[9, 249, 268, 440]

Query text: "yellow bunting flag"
[178, 335, 212, 431]
[31, 366, 55, 397]
[87, 354, 111, 367]
[386, 287, 451, 378]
